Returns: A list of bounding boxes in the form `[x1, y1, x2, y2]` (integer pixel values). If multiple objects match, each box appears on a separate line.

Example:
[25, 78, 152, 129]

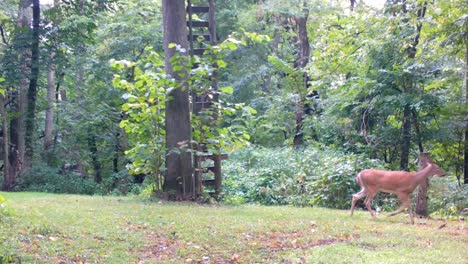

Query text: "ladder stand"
[187, 0, 227, 197]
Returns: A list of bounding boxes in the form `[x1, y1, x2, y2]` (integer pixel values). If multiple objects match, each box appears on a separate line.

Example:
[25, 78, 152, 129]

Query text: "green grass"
[0, 192, 466, 263]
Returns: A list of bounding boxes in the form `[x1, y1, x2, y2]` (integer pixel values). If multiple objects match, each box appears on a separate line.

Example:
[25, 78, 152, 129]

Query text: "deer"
[350, 155, 446, 224]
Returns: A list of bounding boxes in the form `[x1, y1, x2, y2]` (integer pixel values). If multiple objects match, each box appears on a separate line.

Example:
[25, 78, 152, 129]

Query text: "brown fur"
[350, 161, 445, 224]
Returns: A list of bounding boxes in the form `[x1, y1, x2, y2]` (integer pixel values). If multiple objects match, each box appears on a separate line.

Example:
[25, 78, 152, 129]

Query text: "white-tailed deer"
[350, 157, 445, 224]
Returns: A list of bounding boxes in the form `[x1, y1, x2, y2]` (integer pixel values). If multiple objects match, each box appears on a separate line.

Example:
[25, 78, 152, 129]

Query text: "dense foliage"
[223, 145, 385, 208]
[0, 0, 466, 215]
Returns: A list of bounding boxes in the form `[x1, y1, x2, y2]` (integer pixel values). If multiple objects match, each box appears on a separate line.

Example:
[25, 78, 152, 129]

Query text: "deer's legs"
[364, 190, 377, 218]
[389, 205, 407, 216]
[401, 195, 414, 224]
[350, 189, 367, 216]
[389, 194, 414, 224]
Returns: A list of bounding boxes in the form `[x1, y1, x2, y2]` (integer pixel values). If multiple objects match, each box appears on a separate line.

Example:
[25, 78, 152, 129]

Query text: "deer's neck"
[412, 164, 433, 185]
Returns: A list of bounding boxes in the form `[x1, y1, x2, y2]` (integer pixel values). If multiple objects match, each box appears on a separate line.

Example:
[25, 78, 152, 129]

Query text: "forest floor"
[0, 192, 466, 263]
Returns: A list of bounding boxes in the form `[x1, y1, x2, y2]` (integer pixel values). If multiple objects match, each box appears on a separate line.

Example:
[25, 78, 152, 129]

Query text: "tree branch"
[0, 25, 8, 45]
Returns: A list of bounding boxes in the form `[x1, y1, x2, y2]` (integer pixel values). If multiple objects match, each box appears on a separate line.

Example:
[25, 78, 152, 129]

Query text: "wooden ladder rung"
[202, 179, 216, 186]
[192, 48, 207, 56]
[198, 153, 228, 161]
[188, 6, 210, 13]
[188, 21, 210, 28]
[204, 166, 216, 173]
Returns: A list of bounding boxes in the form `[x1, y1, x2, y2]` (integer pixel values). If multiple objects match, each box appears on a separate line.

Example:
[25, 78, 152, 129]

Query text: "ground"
[0, 192, 466, 263]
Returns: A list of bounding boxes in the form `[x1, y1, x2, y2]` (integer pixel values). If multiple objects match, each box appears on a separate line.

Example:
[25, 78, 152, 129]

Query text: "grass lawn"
[0, 192, 466, 263]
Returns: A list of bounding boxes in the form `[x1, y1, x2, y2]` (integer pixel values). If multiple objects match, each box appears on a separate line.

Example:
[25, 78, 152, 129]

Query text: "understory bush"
[429, 177, 468, 219]
[16, 165, 99, 195]
[222, 145, 385, 209]
[14, 163, 147, 195]
[223, 146, 466, 215]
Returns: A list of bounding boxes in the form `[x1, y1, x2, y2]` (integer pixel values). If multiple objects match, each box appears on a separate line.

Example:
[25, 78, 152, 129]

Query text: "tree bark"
[162, 0, 193, 200]
[88, 132, 102, 184]
[408, 2, 429, 215]
[399, 2, 426, 171]
[412, 110, 424, 153]
[24, 0, 40, 169]
[8, 0, 31, 185]
[350, 0, 357, 11]
[415, 152, 431, 217]
[44, 0, 61, 163]
[293, 5, 310, 148]
[0, 94, 12, 191]
[400, 104, 412, 171]
[44, 53, 56, 162]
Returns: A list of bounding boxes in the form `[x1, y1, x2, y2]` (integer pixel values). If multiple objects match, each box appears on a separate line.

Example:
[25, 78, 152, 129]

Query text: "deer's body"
[350, 161, 445, 224]
[357, 170, 419, 195]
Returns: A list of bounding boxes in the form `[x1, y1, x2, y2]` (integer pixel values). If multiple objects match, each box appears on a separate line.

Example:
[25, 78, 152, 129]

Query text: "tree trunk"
[44, 53, 56, 162]
[162, 0, 193, 200]
[399, 2, 426, 171]
[408, 2, 429, 215]
[293, 6, 310, 148]
[0, 94, 12, 191]
[8, 0, 31, 184]
[44, 0, 61, 163]
[412, 110, 424, 153]
[75, 0, 85, 92]
[415, 152, 431, 217]
[24, 0, 40, 169]
[400, 104, 412, 171]
[88, 132, 102, 184]
[350, 0, 357, 11]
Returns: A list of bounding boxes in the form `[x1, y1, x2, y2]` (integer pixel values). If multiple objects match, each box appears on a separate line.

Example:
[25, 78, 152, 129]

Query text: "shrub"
[222, 145, 385, 209]
[429, 177, 468, 220]
[16, 164, 98, 195]
[99, 169, 143, 196]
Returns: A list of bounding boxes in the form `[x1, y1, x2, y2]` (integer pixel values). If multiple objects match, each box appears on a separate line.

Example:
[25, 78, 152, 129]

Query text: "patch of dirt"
[244, 230, 358, 252]
[412, 221, 468, 233]
[356, 242, 378, 250]
[137, 232, 184, 262]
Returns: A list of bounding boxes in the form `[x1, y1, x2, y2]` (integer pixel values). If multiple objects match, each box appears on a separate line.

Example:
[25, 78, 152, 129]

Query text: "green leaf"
[226, 41, 238, 51]
[216, 60, 227, 68]
[220, 86, 234, 94]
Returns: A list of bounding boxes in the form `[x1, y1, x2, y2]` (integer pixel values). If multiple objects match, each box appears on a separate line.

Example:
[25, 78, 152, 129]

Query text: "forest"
[0, 0, 467, 218]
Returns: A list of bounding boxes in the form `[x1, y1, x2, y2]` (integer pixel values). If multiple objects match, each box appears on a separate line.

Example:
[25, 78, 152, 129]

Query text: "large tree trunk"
[293, 6, 310, 148]
[44, 53, 56, 162]
[162, 0, 193, 200]
[44, 1, 61, 163]
[0, 94, 12, 191]
[24, 0, 40, 169]
[8, 0, 31, 185]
